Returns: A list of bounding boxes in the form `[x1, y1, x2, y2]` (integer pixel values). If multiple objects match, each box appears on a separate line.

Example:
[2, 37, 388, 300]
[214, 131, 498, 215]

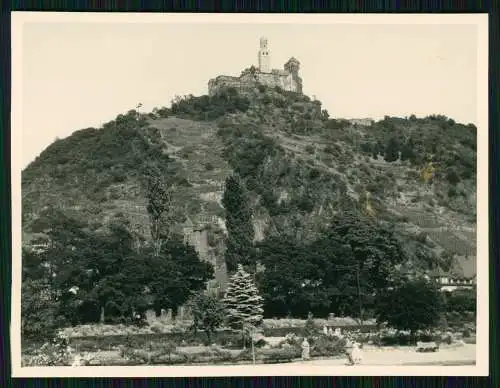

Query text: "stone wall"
[208, 75, 244, 97]
[208, 68, 301, 96]
[349, 118, 374, 127]
[255, 71, 299, 92]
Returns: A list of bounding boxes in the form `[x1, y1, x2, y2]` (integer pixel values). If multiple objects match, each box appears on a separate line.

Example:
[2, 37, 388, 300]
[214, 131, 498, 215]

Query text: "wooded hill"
[21, 84, 477, 322]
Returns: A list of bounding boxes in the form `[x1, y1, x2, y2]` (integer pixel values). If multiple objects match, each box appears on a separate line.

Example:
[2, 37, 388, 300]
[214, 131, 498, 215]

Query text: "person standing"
[344, 335, 355, 365]
[301, 338, 310, 361]
[351, 341, 363, 364]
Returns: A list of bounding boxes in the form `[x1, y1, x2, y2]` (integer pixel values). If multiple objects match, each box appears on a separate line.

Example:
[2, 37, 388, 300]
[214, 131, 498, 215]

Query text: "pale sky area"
[20, 19, 479, 168]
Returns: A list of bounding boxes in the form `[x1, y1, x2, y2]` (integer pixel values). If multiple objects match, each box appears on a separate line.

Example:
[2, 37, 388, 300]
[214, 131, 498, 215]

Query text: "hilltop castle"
[208, 37, 303, 96]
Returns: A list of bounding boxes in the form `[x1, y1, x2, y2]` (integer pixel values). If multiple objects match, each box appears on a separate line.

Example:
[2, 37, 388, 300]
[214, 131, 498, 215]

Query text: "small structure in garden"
[416, 341, 439, 352]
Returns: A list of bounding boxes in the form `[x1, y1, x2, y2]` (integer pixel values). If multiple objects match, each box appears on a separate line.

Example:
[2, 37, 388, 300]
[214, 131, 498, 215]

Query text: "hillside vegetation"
[22, 84, 477, 323]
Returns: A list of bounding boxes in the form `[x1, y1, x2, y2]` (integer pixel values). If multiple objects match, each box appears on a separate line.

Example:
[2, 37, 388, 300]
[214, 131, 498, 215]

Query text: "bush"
[310, 335, 345, 357]
[22, 334, 72, 366]
[462, 328, 472, 338]
[305, 145, 315, 154]
[463, 335, 476, 344]
[303, 313, 317, 340]
[372, 332, 439, 346]
[174, 345, 234, 364]
[446, 169, 461, 185]
[122, 339, 180, 364]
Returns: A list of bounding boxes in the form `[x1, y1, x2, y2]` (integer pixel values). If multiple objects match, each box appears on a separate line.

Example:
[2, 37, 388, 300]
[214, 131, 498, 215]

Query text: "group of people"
[300, 326, 363, 365]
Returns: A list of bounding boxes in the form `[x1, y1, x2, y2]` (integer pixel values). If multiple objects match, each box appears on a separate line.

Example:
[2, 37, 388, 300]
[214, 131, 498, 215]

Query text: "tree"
[375, 278, 444, 339]
[58, 219, 149, 324]
[303, 312, 316, 341]
[384, 136, 400, 162]
[223, 264, 264, 332]
[144, 166, 175, 257]
[187, 293, 226, 344]
[400, 138, 416, 161]
[444, 289, 476, 314]
[146, 238, 214, 317]
[256, 211, 406, 319]
[324, 211, 406, 294]
[21, 279, 66, 340]
[222, 175, 255, 272]
[256, 236, 338, 318]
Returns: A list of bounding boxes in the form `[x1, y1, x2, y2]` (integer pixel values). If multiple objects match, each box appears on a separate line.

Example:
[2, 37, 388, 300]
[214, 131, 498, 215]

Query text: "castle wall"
[208, 76, 244, 97]
[208, 70, 300, 96]
[255, 72, 298, 92]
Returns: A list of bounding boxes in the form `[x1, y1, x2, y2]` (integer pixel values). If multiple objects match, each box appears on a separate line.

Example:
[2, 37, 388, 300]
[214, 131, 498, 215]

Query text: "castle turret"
[258, 37, 271, 73]
[284, 57, 302, 94]
[284, 57, 300, 74]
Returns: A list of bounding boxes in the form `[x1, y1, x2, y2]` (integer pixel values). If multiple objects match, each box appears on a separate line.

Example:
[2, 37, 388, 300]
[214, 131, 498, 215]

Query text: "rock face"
[208, 37, 302, 96]
[182, 217, 228, 289]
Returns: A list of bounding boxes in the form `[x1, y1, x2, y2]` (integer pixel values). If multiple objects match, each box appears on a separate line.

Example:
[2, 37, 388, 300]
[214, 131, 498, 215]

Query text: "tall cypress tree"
[222, 175, 254, 273]
[144, 165, 174, 257]
[223, 264, 264, 330]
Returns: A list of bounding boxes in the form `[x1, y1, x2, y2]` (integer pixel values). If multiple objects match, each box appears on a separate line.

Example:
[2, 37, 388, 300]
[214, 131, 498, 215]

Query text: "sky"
[18, 15, 480, 168]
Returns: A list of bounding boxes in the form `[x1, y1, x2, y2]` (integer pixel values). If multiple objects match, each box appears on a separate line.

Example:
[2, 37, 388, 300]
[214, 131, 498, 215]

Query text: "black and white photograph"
[11, 13, 489, 377]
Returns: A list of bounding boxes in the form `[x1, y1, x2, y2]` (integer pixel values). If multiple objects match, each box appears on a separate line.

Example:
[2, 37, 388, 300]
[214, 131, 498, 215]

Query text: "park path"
[281, 344, 476, 366]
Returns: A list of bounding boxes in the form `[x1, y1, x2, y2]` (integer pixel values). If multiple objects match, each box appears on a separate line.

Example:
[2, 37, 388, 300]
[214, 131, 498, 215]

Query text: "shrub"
[463, 335, 476, 344]
[446, 169, 461, 185]
[303, 312, 317, 340]
[174, 345, 234, 364]
[448, 186, 457, 198]
[21, 279, 67, 340]
[254, 347, 301, 363]
[305, 145, 315, 154]
[373, 332, 439, 346]
[22, 334, 72, 366]
[122, 340, 177, 364]
[187, 293, 226, 344]
[310, 335, 346, 357]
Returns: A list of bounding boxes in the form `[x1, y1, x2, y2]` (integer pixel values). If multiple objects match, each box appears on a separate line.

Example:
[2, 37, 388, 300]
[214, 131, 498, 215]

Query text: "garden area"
[21, 314, 476, 367]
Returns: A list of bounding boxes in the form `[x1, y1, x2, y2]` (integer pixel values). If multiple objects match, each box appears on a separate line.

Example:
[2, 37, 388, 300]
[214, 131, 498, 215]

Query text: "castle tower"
[258, 37, 271, 73]
[284, 57, 303, 94]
